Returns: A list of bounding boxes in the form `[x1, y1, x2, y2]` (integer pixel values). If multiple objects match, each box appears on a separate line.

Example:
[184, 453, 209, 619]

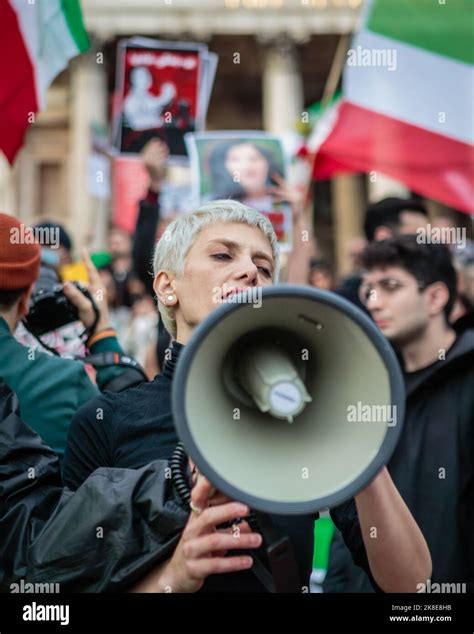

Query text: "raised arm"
[268, 178, 318, 284]
[132, 139, 168, 297]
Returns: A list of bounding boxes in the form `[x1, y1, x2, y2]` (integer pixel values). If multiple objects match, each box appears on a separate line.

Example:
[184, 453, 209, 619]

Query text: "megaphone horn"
[173, 285, 405, 515]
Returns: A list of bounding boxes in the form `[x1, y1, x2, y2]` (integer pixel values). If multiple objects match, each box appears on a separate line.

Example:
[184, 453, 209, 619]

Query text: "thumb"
[191, 475, 216, 513]
[63, 282, 91, 313]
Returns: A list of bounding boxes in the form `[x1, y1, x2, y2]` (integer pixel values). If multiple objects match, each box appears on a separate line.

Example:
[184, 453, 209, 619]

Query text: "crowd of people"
[0, 136, 473, 595]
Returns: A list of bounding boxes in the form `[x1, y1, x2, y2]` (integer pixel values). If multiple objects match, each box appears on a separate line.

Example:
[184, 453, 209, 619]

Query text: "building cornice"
[81, 0, 361, 40]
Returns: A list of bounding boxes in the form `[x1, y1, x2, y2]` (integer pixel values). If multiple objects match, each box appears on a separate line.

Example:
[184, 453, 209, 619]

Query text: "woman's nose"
[235, 257, 258, 284]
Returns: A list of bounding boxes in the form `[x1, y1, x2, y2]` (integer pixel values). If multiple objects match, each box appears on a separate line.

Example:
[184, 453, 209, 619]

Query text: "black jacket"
[0, 380, 188, 592]
[325, 328, 474, 592]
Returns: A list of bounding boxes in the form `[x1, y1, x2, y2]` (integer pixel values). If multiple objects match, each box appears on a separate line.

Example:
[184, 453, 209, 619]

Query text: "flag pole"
[302, 32, 350, 219]
[285, 33, 351, 283]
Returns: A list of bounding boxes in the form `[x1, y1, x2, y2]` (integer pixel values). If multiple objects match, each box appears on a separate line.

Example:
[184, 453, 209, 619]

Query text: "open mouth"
[223, 287, 251, 300]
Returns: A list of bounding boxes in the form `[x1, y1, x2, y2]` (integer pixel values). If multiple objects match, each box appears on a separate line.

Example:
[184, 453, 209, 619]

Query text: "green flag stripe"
[61, 0, 90, 53]
[367, 0, 474, 66]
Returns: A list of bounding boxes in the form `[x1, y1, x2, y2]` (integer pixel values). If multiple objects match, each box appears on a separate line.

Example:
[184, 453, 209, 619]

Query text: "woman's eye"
[258, 267, 271, 277]
[212, 253, 232, 261]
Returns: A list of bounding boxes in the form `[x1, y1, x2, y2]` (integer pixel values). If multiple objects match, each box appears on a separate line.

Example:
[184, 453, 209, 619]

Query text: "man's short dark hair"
[0, 288, 27, 309]
[364, 197, 428, 242]
[361, 235, 457, 319]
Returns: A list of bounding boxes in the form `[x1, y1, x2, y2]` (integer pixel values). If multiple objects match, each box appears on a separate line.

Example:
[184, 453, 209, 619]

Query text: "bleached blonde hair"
[153, 199, 280, 339]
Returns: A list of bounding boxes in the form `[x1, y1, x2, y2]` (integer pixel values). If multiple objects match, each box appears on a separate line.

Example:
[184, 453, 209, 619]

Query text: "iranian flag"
[0, 0, 90, 164]
[312, 0, 474, 215]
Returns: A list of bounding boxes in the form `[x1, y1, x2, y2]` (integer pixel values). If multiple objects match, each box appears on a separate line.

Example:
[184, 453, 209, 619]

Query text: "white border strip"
[11, 0, 79, 109]
[344, 28, 474, 145]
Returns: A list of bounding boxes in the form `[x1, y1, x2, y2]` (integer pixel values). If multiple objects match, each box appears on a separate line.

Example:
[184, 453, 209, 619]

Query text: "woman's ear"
[153, 270, 177, 306]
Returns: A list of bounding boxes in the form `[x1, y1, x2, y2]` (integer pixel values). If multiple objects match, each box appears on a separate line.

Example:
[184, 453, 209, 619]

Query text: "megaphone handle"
[251, 511, 302, 593]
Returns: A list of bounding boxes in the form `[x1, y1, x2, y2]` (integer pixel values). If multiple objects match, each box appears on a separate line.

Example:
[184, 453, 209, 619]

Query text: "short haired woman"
[64, 200, 431, 593]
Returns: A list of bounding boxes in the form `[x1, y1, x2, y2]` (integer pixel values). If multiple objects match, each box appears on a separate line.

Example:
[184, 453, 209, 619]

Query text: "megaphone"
[172, 285, 405, 515]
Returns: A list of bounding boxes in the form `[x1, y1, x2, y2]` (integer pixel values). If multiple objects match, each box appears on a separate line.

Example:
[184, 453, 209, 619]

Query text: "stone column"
[68, 43, 109, 251]
[331, 174, 365, 276]
[0, 154, 19, 216]
[261, 35, 305, 134]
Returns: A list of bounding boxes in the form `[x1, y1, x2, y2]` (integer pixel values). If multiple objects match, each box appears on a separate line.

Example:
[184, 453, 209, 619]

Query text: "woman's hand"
[134, 474, 262, 593]
[141, 138, 169, 192]
[267, 172, 306, 223]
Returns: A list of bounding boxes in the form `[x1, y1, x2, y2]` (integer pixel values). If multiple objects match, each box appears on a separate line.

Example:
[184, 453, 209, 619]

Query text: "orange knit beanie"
[0, 213, 41, 290]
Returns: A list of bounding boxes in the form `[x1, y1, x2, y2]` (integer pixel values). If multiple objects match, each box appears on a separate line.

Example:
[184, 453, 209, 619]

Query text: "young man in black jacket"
[325, 236, 474, 593]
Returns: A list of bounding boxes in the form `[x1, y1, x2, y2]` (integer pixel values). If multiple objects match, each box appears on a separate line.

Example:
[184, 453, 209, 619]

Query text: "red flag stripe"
[0, 0, 39, 163]
[313, 102, 474, 215]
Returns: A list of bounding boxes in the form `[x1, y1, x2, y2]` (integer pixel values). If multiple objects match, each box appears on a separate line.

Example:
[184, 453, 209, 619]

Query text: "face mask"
[40, 248, 60, 267]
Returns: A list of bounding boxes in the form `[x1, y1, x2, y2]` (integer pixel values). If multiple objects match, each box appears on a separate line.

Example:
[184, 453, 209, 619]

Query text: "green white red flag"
[0, 0, 90, 164]
[311, 0, 474, 215]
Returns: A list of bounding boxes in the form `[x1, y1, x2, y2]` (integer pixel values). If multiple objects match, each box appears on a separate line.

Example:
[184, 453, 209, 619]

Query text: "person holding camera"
[0, 212, 138, 458]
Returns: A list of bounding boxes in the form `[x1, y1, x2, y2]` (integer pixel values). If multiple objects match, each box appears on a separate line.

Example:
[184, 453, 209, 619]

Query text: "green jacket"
[0, 317, 126, 458]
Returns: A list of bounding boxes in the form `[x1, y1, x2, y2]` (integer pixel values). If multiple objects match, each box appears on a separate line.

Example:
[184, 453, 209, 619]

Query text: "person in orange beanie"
[0, 212, 130, 457]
